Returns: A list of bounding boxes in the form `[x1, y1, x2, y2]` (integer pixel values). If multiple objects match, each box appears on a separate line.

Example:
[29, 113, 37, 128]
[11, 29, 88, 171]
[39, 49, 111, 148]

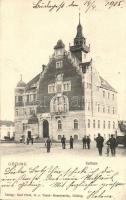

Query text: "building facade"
[0, 120, 15, 140]
[14, 18, 118, 141]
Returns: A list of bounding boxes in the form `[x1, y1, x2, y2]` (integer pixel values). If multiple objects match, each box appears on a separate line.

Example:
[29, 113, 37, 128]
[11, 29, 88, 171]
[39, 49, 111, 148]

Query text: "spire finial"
[79, 8, 81, 25]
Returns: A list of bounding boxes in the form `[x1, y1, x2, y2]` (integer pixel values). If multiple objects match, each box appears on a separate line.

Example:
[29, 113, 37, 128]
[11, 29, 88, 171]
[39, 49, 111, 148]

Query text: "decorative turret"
[16, 75, 26, 88]
[70, 13, 90, 61]
[15, 75, 26, 107]
[54, 40, 65, 57]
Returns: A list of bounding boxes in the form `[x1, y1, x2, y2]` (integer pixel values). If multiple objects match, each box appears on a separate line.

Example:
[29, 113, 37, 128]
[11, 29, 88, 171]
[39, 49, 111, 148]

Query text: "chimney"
[42, 65, 46, 72]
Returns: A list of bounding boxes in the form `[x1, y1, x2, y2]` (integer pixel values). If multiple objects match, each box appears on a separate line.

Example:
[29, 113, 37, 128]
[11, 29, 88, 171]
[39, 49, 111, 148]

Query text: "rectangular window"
[48, 84, 55, 93]
[74, 119, 78, 129]
[103, 121, 105, 129]
[27, 95, 29, 102]
[58, 120, 62, 130]
[23, 123, 27, 131]
[112, 94, 114, 100]
[30, 94, 33, 102]
[56, 61, 63, 69]
[18, 96, 22, 102]
[33, 94, 36, 101]
[113, 121, 115, 129]
[88, 119, 90, 128]
[93, 120, 95, 128]
[63, 81, 71, 91]
[103, 91, 105, 98]
[98, 120, 100, 128]
[108, 121, 111, 129]
[108, 92, 110, 99]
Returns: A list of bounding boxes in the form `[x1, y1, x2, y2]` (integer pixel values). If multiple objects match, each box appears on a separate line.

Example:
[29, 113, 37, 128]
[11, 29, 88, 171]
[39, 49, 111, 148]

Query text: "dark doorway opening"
[43, 120, 49, 138]
[28, 131, 31, 139]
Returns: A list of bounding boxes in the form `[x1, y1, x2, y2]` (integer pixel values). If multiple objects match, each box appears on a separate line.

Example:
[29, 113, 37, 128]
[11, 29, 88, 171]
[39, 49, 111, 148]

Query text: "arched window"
[50, 95, 69, 113]
[58, 120, 62, 130]
[74, 119, 78, 129]
[58, 135, 61, 140]
[74, 135, 78, 140]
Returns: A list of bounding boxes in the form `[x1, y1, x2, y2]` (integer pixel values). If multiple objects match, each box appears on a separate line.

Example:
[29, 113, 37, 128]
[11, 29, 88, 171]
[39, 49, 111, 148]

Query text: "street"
[0, 141, 126, 157]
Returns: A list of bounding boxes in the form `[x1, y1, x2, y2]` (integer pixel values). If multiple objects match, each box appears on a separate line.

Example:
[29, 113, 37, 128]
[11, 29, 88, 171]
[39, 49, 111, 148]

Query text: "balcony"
[70, 44, 90, 53]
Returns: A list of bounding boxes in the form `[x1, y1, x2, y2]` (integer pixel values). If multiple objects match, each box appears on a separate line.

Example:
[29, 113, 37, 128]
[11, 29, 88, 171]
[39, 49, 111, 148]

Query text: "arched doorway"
[43, 120, 49, 138]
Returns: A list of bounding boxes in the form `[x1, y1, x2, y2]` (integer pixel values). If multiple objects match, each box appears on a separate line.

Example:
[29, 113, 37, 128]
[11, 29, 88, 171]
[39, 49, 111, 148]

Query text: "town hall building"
[15, 17, 118, 141]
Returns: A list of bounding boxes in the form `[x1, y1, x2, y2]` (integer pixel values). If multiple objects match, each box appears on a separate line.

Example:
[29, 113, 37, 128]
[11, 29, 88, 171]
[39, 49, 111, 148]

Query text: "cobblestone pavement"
[0, 141, 126, 157]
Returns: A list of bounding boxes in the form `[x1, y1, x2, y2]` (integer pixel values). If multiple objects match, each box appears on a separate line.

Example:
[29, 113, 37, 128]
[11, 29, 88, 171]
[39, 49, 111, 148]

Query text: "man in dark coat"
[86, 136, 91, 149]
[46, 137, 51, 153]
[70, 136, 74, 149]
[107, 134, 117, 156]
[82, 136, 87, 149]
[61, 135, 66, 149]
[95, 133, 104, 156]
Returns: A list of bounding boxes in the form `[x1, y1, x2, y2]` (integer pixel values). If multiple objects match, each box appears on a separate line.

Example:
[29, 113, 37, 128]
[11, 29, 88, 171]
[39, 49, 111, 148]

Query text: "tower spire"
[79, 10, 81, 25]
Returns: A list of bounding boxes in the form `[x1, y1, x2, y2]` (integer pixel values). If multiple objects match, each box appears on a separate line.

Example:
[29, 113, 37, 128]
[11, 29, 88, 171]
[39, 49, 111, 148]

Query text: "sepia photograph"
[0, 0, 126, 199]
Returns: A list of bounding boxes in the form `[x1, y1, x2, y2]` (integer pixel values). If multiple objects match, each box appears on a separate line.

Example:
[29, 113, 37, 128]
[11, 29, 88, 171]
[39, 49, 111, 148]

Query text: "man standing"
[108, 134, 117, 156]
[95, 133, 104, 156]
[82, 136, 87, 149]
[46, 137, 51, 153]
[70, 136, 74, 149]
[86, 136, 91, 149]
[61, 135, 66, 149]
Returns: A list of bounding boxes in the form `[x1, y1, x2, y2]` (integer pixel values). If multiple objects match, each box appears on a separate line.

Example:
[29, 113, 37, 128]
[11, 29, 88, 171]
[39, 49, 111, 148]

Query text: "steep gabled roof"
[100, 76, 117, 93]
[26, 73, 40, 91]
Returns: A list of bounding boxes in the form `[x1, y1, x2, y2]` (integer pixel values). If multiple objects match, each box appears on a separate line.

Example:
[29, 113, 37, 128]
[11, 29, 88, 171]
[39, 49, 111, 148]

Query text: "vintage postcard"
[0, 0, 126, 199]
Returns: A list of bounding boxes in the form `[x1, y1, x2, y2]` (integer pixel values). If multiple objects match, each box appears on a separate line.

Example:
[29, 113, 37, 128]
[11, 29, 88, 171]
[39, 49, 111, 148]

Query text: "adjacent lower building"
[0, 120, 15, 140]
[14, 17, 118, 141]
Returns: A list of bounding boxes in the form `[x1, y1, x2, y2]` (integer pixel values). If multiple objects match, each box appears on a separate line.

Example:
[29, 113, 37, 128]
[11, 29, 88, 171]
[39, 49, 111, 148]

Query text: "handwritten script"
[33, 0, 124, 13]
[1, 162, 125, 199]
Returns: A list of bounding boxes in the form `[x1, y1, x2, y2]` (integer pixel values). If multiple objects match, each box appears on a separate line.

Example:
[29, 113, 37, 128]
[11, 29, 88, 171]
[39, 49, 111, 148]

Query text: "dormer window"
[48, 84, 55, 94]
[56, 61, 63, 69]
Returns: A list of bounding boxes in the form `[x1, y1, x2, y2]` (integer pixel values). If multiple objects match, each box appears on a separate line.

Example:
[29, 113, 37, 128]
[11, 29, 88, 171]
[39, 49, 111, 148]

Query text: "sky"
[0, 0, 126, 121]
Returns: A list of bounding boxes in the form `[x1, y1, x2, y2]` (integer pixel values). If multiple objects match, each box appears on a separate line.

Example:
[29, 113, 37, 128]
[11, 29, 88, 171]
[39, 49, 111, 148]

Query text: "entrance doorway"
[43, 120, 49, 138]
[27, 131, 31, 139]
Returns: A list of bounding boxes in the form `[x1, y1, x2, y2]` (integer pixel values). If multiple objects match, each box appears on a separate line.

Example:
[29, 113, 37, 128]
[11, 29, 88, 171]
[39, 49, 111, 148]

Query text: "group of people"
[82, 136, 91, 149]
[61, 135, 74, 149]
[45, 133, 117, 156]
[95, 133, 117, 156]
